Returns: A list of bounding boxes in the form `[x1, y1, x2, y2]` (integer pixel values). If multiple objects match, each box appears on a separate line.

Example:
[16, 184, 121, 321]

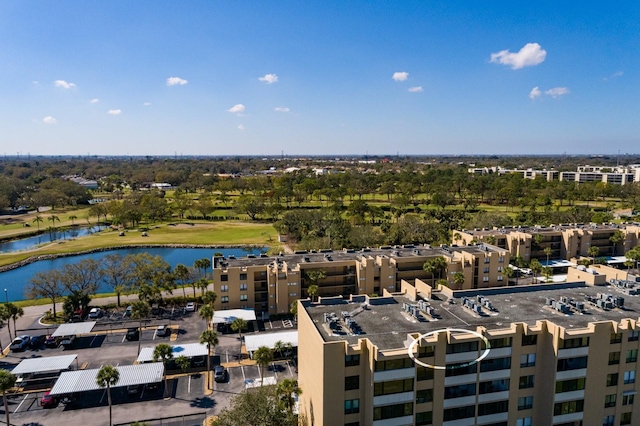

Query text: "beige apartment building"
[210, 244, 510, 317]
[298, 280, 640, 426]
[454, 223, 640, 264]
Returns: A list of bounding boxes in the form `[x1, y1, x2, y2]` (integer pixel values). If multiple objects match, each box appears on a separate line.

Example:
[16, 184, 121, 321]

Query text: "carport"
[49, 362, 164, 396]
[136, 343, 208, 363]
[13, 354, 78, 389]
[245, 330, 298, 357]
[51, 321, 97, 337]
[212, 309, 257, 324]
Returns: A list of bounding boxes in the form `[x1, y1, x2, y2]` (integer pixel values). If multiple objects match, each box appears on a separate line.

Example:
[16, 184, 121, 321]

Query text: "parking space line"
[152, 330, 157, 340]
[121, 334, 127, 344]
[188, 375, 191, 393]
[287, 361, 293, 376]
[241, 365, 246, 381]
[272, 362, 278, 380]
[14, 393, 29, 413]
[90, 335, 98, 346]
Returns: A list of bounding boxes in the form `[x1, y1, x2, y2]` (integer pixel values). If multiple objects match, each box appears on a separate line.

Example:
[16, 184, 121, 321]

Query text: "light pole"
[3, 289, 7, 304]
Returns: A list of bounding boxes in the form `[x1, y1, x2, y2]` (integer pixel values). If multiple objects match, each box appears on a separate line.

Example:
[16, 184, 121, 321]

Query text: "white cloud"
[237, 124, 245, 130]
[529, 86, 542, 100]
[143, 102, 152, 106]
[107, 109, 122, 115]
[32, 81, 39, 85]
[89, 98, 99, 104]
[392, 72, 409, 81]
[258, 73, 278, 84]
[42, 116, 58, 124]
[54, 80, 77, 89]
[166, 76, 188, 86]
[490, 43, 547, 70]
[227, 104, 245, 114]
[545, 87, 569, 98]
[603, 71, 623, 81]
[275, 106, 290, 113]
[408, 86, 423, 93]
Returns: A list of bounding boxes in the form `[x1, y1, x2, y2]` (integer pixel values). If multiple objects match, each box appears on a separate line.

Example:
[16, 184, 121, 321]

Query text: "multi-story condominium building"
[298, 279, 640, 426]
[210, 244, 510, 317]
[454, 223, 640, 264]
[468, 165, 640, 185]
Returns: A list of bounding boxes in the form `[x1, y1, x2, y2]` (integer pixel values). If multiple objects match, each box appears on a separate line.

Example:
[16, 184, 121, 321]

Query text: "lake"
[1, 246, 266, 302]
[0, 225, 107, 253]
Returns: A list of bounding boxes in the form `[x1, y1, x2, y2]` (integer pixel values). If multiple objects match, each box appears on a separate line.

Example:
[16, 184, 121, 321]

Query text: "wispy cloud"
[227, 104, 245, 114]
[275, 106, 290, 113]
[107, 109, 122, 115]
[42, 116, 58, 124]
[143, 102, 152, 106]
[258, 73, 278, 84]
[392, 72, 409, 81]
[603, 71, 623, 81]
[54, 80, 76, 89]
[545, 87, 569, 98]
[237, 124, 245, 130]
[166, 76, 188, 86]
[89, 98, 99, 104]
[408, 86, 423, 93]
[490, 43, 547, 70]
[529, 86, 541, 100]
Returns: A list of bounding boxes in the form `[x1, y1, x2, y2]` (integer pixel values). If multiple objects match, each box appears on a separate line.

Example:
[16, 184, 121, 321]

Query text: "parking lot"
[2, 304, 298, 425]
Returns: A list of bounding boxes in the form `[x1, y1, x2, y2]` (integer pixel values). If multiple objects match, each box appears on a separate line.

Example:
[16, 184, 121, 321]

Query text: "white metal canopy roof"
[245, 330, 298, 353]
[12, 355, 78, 376]
[51, 321, 97, 337]
[212, 308, 257, 324]
[49, 362, 164, 396]
[136, 343, 208, 363]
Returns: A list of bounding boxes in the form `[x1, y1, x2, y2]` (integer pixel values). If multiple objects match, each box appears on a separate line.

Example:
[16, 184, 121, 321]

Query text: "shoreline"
[0, 243, 266, 273]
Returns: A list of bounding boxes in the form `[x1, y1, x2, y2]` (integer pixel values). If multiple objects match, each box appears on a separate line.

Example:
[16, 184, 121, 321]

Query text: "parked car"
[60, 335, 76, 349]
[185, 302, 196, 312]
[45, 335, 61, 348]
[126, 384, 143, 396]
[126, 327, 139, 341]
[40, 391, 58, 408]
[29, 335, 46, 349]
[10, 335, 30, 352]
[145, 382, 160, 392]
[124, 305, 132, 317]
[214, 365, 228, 382]
[192, 355, 206, 367]
[88, 307, 102, 319]
[156, 325, 170, 337]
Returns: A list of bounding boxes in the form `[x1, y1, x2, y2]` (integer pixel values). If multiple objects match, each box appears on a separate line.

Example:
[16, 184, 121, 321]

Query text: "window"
[445, 362, 477, 377]
[498, 256, 504, 263]
[518, 396, 533, 410]
[447, 341, 479, 354]
[221, 296, 229, 303]
[239, 273, 247, 281]
[624, 370, 636, 384]
[373, 403, 412, 421]
[489, 337, 512, 348]
[479, 379, 510, 394]
[221, 274, 228, 282]
[444, 383, 476, 399]
[289, 293, 297, 297]
[497, 266, 503, 272]
[629, 330, 640, 341]
[375, 358, 413, 371]
[418, 345, 435, 357]
[603, 415, 614, 426]
[374, 379, 413, 396]
[484, 258, 491, 264]
[621, 412, 632, 425]
[611, 333, 623, 344]
[344, 399, 359, 414]
[604, 394, 617, 408]
[609, 351, 621, 365]
[623, 394, 635, 406]
[416, 389, 433, 404]
[516, 418, 532, 426]
[559, 337, 589, 349]
[497, 275, 503, 281]
[553, 399, 584, 416]
[522, 334, 538, 346]
[443, 405, 475, 421]
[520, 353, 536, 368]
[345, 354, 360, 367]
[480, 357, 511, 372]
[607, 373, 619, 387]
[240, 294, 248, 301]
[484, 267, 490, 273]
[557, 356, 588, 371]
[416, 411, 432, 426]
[627, 349, 638, 363]
[478, 400, 509, 416]
[519, 375, 534, 389]
[345, 376, 359, 391]
[417, 366, 434, 381]
[240, 283, 247, 291]
[483, 276, 489, 282]
[220, 285, 229, 292]
[556, 378, 586, 393]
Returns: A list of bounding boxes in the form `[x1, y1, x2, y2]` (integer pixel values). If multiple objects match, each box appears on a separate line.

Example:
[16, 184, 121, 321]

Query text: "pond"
[0, 225, 108, 253]
[1, 246, 267, 302]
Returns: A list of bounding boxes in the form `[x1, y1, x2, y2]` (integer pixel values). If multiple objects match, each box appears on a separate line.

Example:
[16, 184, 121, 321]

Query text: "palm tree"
[504, 265, 516, 286]
[194, 258, 211, 279]
[153, 343, 174, 398]
[530, 259, 543, 284]
[199, 305, 214, 330]
[610, 230, 625, 256]
[273, 340, 286, 359]
[131, 300, 150, 355]
[544, 247, 552, 266]
[423, 256, 448, 287]
[305, 270, 326, 301]
[231, 318, 248, 340]
[47, 214, 60, 229]
[69, 214, 77, 225]
[200, 329, 219, 390]
[276, 378, 302, 415]
[588, 246, 600, 261]
[173, 264, 191, 299]
[175, 355, 191, 374]
[0, 369, 17, 426]
[254, 346, 274, 386]
[307, 284, 318, 302]
[197, 277, 209, 296]
[202, 290, 217, 307]
[624, 259, 635, 274]
[453, 232, 462, 245]
[33, 215, 43, 231]
[453, 271, 465, 290]
[6, 304, 24, 339]
[96, 365, 120, 426]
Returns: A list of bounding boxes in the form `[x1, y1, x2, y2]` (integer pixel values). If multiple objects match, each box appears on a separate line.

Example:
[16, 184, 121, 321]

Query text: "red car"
[40, 391, 58, 408]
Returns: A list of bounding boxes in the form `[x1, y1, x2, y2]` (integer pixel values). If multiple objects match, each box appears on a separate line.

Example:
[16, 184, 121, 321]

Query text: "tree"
[307, 285, 319, 302]
[214, 384, 300, 426]
[453, 271, 465, 290]
[131, 300, 150, 355]
[175, 355, 191, 374]
[254, 346, 274, 386]
[530, 259, 543, 284]
[504, 265, 516, 286]
[305, 270, 326, 301]
[5, 304, 24, 339]
[423, 256, 448, 287]
[96, 365, 120, 426]
[61, 259, 103, 307]
[102, 254, 134, 307]
[198, 304, 214, 330]
[289, 302, 298, 320]
[173, 263, 192, 299]
[47, 214, 60, 229]
[231, 318, 248, 340]
[276, 379, 302, 416]
[544, 247, 552, 266]
[33, 215, 43, 231]
[542, 266, 553, 282]
[130, 253, 175, 304]
[194, 258, 212, 279]
[153, 343, 174, 398]
[0, 369, 17, 426]
[202, 290, 217, 307]
[200, 329, 219, 390]
[610, 230, 625, 256]
[69, 214, 77, 225]
[26, 269, 65, 319]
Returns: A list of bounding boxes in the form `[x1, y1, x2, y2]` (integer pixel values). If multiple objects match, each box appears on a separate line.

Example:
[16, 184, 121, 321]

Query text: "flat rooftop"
[304, 281, 640, 351]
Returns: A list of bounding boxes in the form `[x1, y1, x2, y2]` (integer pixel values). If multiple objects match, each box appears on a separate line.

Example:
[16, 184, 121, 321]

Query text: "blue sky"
[1, 1, 638, 156]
